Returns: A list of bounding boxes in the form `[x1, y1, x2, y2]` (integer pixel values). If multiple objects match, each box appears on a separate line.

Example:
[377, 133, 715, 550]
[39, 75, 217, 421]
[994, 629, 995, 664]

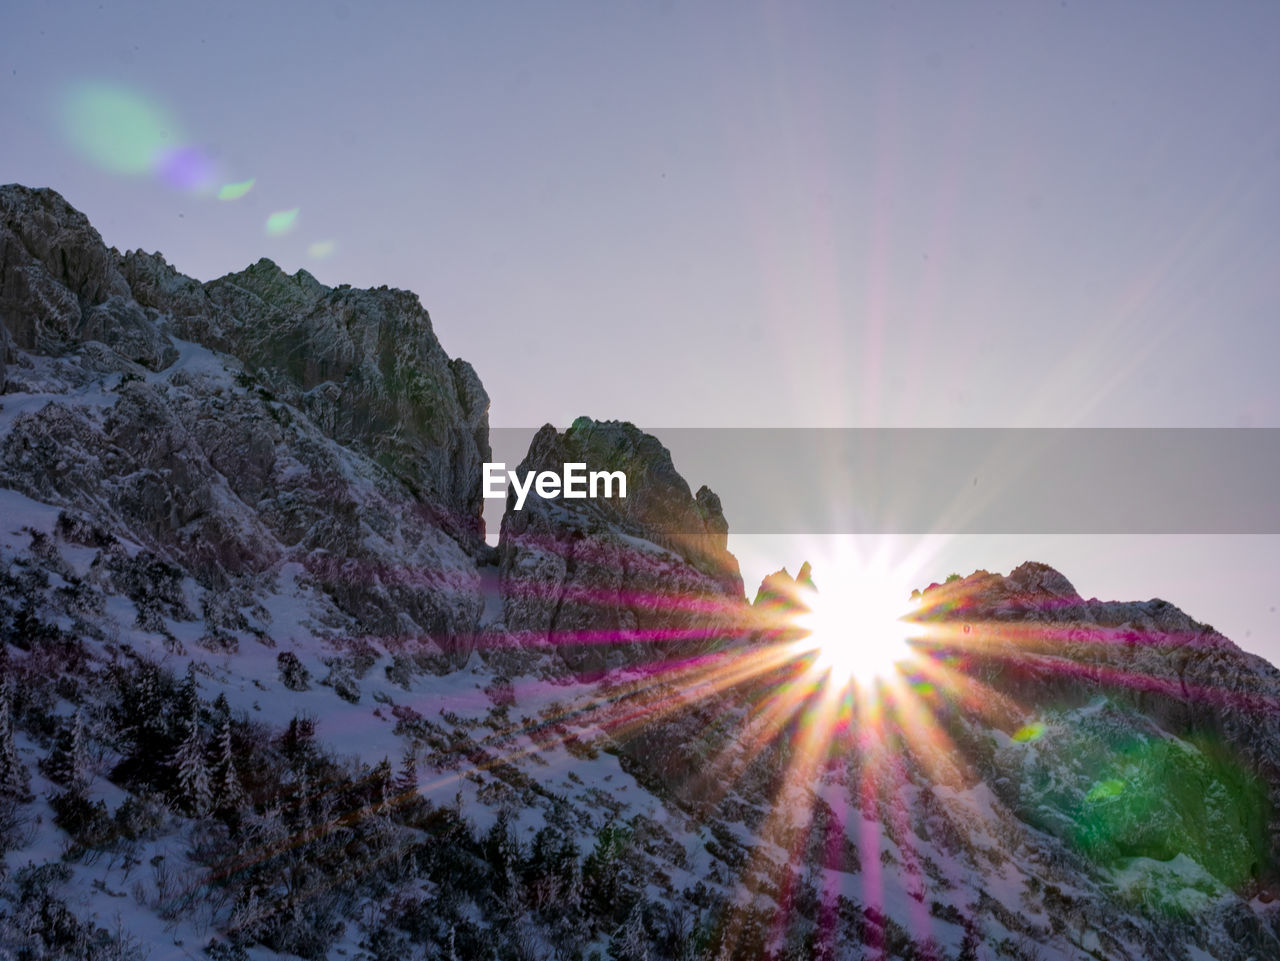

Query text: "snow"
[0, 487, 62, 538]
[1, 338, 1275, 960]
[145, 336, 236, 386]
[614, 531, 682, 561]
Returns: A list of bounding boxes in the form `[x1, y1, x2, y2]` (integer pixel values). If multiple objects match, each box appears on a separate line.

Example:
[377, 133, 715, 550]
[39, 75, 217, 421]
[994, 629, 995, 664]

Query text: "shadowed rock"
[0, 183, 490, 666]
[498, 419, 745, 676]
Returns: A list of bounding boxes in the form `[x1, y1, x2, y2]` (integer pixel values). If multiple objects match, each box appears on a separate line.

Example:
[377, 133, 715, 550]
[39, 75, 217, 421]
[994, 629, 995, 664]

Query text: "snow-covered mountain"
[1, 184, 1277, 961]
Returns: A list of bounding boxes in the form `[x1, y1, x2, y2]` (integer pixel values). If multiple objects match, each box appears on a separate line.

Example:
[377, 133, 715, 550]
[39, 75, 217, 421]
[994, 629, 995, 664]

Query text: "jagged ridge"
[1, 184, 1278, 960]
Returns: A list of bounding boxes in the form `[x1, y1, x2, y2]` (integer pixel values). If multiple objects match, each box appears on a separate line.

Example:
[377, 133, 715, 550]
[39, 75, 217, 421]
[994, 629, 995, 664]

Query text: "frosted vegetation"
[0, 185, 1277, 959]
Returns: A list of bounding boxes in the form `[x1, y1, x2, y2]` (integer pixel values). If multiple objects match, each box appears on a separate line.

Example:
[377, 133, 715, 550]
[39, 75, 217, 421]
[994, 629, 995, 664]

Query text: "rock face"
[747, 558, 1280, 898]
[5, 183, 1280, 960]
[909, 562, 1280, 892]
[497, 418, 746, 675]
[0, 183, 490, 666]
[121, 253, 491, 544]
[0, 186, 174, 369]
[749, 560, 816, 639]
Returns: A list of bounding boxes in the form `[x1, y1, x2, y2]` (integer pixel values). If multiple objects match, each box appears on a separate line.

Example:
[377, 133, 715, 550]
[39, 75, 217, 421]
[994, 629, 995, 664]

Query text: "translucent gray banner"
[486, 428, 1280, 535]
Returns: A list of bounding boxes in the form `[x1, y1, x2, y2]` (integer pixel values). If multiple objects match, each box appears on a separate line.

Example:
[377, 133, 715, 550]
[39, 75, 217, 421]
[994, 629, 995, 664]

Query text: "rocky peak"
[497, 418, 745, 676]
[909, 561, 1280, 877]
[0, 184, 131, 309]
[512, 417, 741, 593]
[155, 253, 491, 545]
[1005, 560, 1082, 600]
[2, 184, 491, 550]
[2, 184, 1280, 960]
[0, 184, 171, 372]
[752, 564, 800, 608]
[745, 563, 818, 650]
[0, 183, 494, 668]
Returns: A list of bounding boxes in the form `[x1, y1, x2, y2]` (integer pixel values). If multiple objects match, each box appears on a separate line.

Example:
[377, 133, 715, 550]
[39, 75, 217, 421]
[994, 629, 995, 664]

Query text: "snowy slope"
[1, 183, 1279, 960]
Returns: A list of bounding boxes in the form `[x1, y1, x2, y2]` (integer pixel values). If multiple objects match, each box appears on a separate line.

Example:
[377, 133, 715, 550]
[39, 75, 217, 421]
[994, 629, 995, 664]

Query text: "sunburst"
[789, 551, 926, 689]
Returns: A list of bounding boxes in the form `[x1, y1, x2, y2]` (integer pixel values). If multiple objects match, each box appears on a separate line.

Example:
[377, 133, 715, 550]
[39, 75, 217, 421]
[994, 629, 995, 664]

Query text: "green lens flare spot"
[265, 208, 299, 235]
[59, 82, 178, 175]
[1085, 778, 1126, 802]
[307, 240, 336, 259]
[1013, 721, 1045, 743]
[218, 178, 256, 201]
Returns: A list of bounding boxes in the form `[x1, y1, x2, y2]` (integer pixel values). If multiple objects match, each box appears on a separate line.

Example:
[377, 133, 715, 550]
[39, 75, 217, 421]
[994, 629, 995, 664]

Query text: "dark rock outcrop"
[121, 252, 491, 547]
[0, 184, 490, 666]
[497, 418, 745, 676]
[915, 562, 1280, 890]
[0, 185, 175, 368]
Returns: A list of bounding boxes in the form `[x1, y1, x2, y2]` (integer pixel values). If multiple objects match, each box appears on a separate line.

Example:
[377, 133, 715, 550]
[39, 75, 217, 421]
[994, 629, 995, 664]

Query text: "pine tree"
[125, 663, 166, 759]
[368, 757, 393, 813]
[177, 664, 200, 721]
[171, 709, 210, 816]
[610, 903, 650, 961]
[210, 714, 245, 815]
[0, 682, 31, 802]
[529, 824, 556, 877]
[527, 824, 580, 911]
[43, 708, 88, 790]
[585, 820, 631, 915]
[558, 834, 583, 908]
[394, 745, 418, 798]
[280, 715, 316, 765]
[485, 807, 524, 896]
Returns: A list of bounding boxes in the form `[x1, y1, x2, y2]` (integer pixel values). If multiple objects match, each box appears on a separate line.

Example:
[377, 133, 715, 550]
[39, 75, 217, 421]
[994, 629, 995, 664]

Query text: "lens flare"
[218, 177, 256, 201]
[1013, 721, 1046, 742]
[307, 240, 337, 259]
[265, 208, 299, 235]
[58, 82, 219, 192]
[796, 584, 920, 686]
[59, 82, 176, 175]
[789, 550, 926, 688]
[1085, 777, 1126, 802]
[156, 145, 215, 191]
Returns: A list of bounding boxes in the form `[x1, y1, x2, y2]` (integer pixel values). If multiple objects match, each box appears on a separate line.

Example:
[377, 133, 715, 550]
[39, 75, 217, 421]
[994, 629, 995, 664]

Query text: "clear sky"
[3, 2, 1278, 657]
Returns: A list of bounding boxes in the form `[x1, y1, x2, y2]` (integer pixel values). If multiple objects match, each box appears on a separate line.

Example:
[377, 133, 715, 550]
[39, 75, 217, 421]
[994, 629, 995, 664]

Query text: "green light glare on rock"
[1012, 721, 1046, 743]
[1010, 707, 1270, 903]
[1085, 777, 1126, 802]
[218, 178, 256, 201]
[59, 82, 177, 175]
[265, 208, 299, 235]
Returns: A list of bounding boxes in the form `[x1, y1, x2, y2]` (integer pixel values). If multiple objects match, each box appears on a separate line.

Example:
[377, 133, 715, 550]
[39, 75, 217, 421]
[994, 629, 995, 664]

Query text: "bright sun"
[791, 558, 922, 687]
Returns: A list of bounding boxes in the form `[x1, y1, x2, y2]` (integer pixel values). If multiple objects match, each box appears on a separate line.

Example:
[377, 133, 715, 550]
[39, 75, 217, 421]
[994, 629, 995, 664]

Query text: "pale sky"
[3, 2, 1278, 659]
